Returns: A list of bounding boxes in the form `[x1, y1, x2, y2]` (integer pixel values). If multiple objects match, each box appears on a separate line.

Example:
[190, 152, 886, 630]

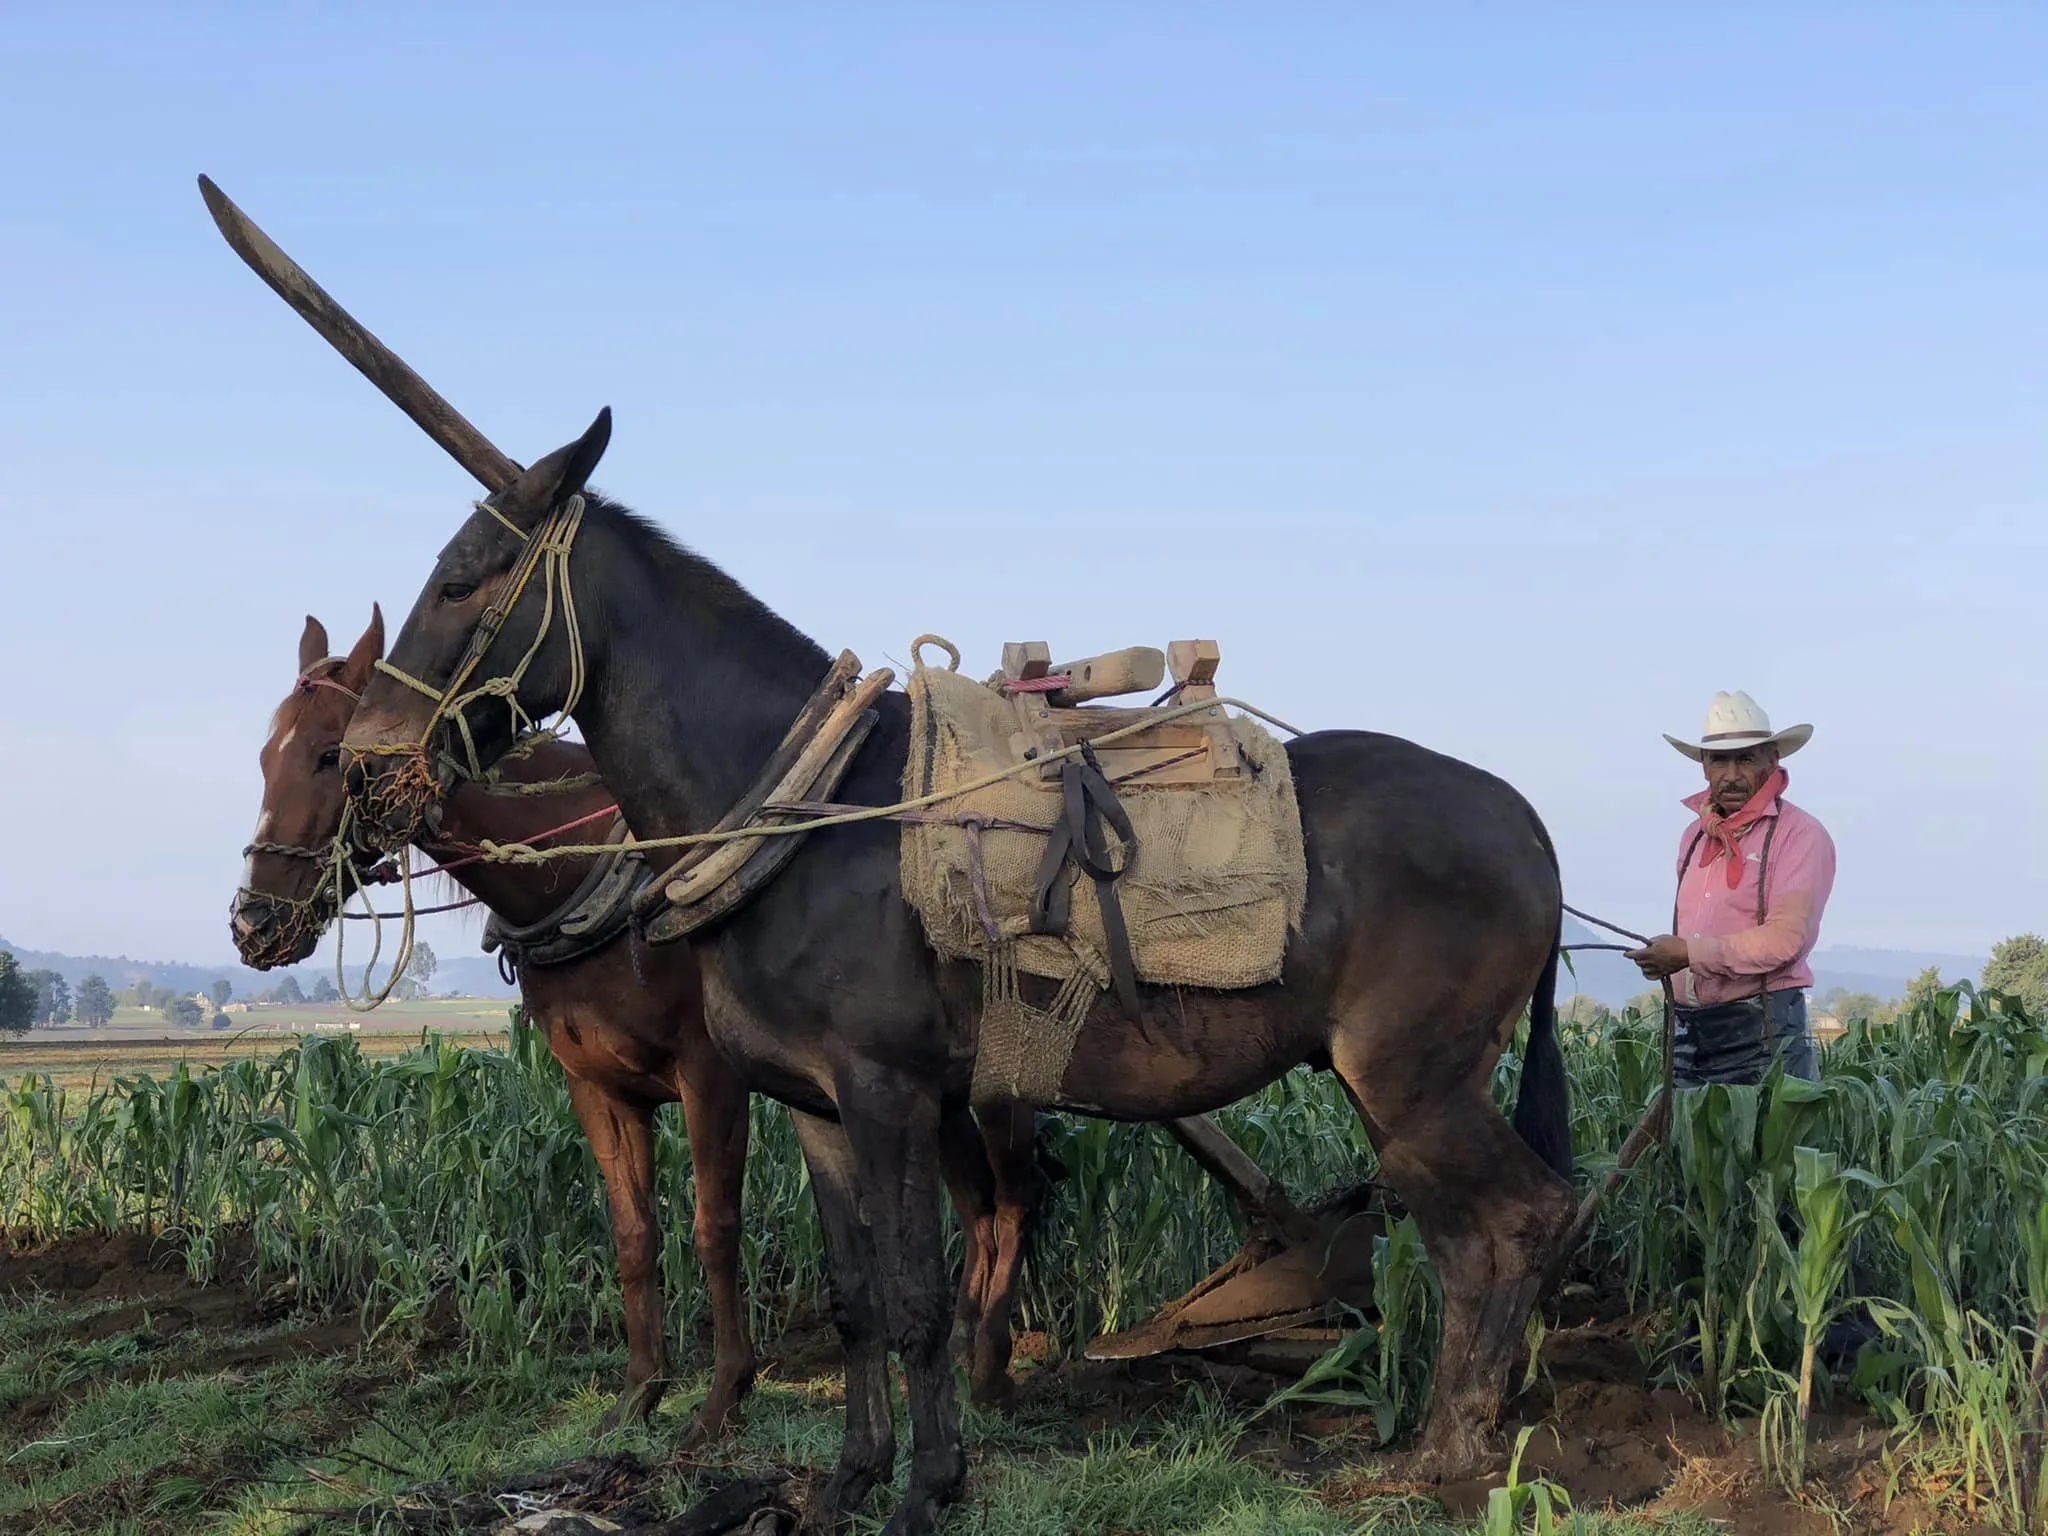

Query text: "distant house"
[1812, 1011, 1847, 1045]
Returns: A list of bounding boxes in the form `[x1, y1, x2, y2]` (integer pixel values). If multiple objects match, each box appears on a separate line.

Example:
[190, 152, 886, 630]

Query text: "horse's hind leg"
[936, 1106, 999, 1379]
[675, 1061, 756, 1446]
[565, 1077, 669, 1434]
[967, 1100, 1039, 1410]
[1336, 1055, 1572, 1477]
[789, 1108, 897, 1526]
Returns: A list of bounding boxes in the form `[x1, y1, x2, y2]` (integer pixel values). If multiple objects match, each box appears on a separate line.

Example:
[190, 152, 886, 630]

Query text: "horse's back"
[1285, 728, 1559, 936]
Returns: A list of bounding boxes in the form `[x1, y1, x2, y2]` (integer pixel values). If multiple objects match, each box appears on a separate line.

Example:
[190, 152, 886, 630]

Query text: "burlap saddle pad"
[900, 656, 1307, 1104]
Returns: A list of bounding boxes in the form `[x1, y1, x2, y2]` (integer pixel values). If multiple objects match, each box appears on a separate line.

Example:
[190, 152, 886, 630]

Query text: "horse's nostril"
[345, 759, 368, 798]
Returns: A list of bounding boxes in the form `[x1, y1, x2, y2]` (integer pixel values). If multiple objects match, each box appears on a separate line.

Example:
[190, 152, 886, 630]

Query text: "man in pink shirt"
[1625, 691, 1837, 1087]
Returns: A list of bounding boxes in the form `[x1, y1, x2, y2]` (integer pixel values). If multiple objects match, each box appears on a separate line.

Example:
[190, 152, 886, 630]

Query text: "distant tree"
[1819, 988, 1887, 1026]
[212, 1011, 232, 1031]
[0, 953, 35, 1036]
[1625, 988, 1665, 1019]
[165, 994, 205, 1029]
[26, 971, 71, 1026]
[131, 980, 157, 1011]
[403, 943, 439, 999]
[273, 974, 306, 1006]
[210, 979, 232, 1011]
[74, 974, 114, 1028]
[1984, 935, 2048, 1016]
[1896, 965, 1945, 1018]
[310, 975, 339, 1004]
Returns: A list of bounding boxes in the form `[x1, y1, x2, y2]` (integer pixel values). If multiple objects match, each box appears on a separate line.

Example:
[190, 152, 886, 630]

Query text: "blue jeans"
[1672, 987, 1818, 1088]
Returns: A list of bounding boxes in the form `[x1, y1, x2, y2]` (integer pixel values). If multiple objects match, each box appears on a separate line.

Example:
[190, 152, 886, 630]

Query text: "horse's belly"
[1051, 983, 1321, 1120]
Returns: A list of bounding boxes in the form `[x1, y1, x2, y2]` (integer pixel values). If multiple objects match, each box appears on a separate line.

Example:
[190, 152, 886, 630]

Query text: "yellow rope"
[469, 692, 1305, 867]
[478, 500, 533, 542]
[360, 495, 587, 779]
[328, 800, 417, 1012]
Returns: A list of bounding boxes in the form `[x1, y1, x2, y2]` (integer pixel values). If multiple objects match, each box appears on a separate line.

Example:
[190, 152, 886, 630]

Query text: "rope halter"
[354, 493, 589, 840]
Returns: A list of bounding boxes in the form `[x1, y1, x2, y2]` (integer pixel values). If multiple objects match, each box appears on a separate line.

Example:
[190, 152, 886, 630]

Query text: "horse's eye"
[440, 582, 476, 604]
[317, 748, 342, 771]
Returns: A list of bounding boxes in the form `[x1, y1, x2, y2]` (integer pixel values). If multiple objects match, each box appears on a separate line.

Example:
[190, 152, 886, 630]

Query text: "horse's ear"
[298, 615, 330, 674]
[339, 605, 385, 691]
[492, 408, 612, 532]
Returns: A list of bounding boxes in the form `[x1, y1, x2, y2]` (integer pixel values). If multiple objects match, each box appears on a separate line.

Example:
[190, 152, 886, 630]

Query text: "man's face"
[1702, 745, 1779, 814]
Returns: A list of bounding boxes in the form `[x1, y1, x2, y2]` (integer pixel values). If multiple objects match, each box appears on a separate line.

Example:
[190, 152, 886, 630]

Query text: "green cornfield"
[6, 985, 2048, 1527]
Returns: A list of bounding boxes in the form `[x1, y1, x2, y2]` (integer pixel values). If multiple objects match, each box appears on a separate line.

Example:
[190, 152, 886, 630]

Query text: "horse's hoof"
[879, 1492, 946, 1536]
[968, 1369, 1017, 1413]
[818, 1462, 881, 1526]
[595, 1379, 662, 1437]
[1407, 1431, 1498, 1486]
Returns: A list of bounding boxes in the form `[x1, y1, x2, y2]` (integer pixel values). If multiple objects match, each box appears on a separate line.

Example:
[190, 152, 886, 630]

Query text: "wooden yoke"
[999, 639, 1245, 789]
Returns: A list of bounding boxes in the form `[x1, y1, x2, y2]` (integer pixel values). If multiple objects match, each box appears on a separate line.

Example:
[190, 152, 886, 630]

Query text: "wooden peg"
[1167, 640, 1221, 701]
[1000, 641, 1051, 682]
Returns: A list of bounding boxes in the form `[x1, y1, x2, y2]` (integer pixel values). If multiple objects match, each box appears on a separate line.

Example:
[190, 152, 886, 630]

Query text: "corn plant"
[11, 981, 2048, 1526]
[1482, 1426, 1587, 1535]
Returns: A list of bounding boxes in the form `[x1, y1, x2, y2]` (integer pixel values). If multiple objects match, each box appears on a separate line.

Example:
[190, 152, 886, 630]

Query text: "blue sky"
[3, 5, 2044, 969]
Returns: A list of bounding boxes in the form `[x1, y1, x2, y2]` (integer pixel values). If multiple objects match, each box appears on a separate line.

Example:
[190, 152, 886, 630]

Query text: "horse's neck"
[575, 522, 827, 843]
[421, 740, 617, 927]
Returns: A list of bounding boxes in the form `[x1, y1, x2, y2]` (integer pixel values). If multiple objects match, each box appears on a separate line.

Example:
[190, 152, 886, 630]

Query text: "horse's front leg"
[837, 1060, 967, 1536]
[564, 1077, 669, 1433]
[788, 1108, 897, 1529]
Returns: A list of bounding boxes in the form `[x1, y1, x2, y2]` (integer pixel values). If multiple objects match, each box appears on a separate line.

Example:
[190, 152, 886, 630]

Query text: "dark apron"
[1671, 816, 1819, 1088]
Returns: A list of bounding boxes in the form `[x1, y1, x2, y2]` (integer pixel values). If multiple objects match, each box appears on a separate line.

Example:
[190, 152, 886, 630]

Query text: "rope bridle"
[318, 493, 592, 1010]
[234, 661, 397, 968]
[357, 493, 588, 799]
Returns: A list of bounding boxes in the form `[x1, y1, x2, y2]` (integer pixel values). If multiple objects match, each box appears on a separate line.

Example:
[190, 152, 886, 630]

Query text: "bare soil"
[0, 1231, 1988, 1534]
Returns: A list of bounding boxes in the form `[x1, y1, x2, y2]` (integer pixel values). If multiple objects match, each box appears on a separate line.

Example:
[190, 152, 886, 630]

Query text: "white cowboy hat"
[1664, 690, 1813, 761]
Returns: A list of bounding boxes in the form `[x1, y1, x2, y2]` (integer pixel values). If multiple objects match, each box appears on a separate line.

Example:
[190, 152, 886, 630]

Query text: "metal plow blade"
[1084, 1180, 1388, 1362]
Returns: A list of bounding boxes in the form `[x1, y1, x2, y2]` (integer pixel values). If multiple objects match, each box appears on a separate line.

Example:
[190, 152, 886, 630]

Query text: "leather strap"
[484, 816, 644, 975]
[1029, 742, 1143, 1018]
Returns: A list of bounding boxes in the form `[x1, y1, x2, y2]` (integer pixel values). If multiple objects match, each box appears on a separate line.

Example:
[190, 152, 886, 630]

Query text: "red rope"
[999, 674, 1072, 695]
[339, 803, 620, 921]
[427, 802, 620, 874]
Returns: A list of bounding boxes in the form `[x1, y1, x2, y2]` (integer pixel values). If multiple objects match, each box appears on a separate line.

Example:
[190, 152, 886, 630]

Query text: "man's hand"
[1625, 935, 1690, 980]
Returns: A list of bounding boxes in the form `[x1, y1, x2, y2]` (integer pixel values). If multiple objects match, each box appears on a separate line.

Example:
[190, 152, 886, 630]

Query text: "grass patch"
[0, 1283, 1741, 1536]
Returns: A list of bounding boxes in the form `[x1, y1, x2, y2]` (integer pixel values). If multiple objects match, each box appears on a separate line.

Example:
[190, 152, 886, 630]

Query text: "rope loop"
[911, 635, 961, 672]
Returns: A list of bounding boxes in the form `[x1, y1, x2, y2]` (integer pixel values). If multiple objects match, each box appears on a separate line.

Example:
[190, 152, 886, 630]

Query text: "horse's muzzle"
[345, 750, 438, 854]
[230, 889, 324, 970]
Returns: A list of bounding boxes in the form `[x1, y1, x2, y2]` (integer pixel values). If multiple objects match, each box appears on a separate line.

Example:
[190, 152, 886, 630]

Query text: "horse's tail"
[1511, 942, 1575, 1180]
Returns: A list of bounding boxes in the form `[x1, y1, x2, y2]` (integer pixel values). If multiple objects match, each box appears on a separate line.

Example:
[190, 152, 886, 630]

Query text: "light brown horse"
[231, 608, 1048, 1441]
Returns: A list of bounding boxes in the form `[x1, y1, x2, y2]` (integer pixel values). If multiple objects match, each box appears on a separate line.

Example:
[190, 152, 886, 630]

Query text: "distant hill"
[1555, 917, 1651, 1009]
[0, 927, 1991, 1016]
[1551, 921, 1987, 1011]
[1807, 946, 1987, 1005]
[0, 935, 517, 1003]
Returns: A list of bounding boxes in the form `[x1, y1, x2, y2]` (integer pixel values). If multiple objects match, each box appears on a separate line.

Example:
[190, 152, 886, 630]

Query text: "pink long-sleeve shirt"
[1672, 787, 1837, 1007]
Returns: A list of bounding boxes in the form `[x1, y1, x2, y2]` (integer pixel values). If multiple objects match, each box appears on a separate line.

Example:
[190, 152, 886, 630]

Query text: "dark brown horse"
[338, 414, 1576, 1536]
[232, 608, 1050, 1443]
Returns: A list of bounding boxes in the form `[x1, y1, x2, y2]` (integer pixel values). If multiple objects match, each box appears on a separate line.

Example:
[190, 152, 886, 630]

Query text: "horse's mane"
[587, 493, 832, 679]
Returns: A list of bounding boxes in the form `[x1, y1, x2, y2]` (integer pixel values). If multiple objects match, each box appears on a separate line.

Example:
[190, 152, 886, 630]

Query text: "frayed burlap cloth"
[900, 651, 1306, 1106]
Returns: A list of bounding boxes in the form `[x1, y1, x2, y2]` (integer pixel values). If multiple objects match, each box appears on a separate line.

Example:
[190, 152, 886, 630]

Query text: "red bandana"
[1693, 766, 1788, 888]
